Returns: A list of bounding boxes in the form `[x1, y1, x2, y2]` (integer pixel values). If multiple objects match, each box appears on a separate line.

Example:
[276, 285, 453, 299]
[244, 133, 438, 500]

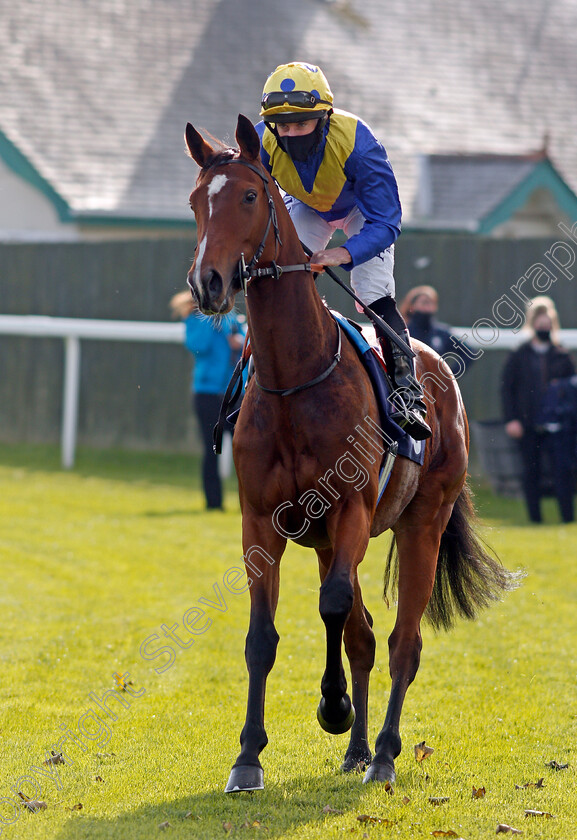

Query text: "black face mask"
[410, 311, 433, 332]
[535, 329, 551, 343]
[280, 130, 320, 161]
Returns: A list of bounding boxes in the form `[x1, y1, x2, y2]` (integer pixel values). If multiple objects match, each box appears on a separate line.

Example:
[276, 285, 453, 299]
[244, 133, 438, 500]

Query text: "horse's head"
[185, 114, 273, 314]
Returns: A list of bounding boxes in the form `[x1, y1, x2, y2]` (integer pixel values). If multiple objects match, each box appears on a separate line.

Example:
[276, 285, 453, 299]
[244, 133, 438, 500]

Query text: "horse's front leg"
[316, 506, 370, 738]
[225, 515, 286, 793]
[341, 576, 376, 771]
[364, 513, 444, 784]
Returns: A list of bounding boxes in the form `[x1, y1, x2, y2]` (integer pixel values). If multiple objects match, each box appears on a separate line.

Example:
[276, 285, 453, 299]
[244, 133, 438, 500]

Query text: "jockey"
[256, 61, 431, 441]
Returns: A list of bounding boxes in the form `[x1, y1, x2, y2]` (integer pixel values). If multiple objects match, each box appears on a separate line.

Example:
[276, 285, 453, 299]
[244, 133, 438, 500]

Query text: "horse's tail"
[384, 479, 521, 631]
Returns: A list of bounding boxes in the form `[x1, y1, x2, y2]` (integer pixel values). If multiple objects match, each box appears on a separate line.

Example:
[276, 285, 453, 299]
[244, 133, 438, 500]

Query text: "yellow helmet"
[260, 62, 333, 123]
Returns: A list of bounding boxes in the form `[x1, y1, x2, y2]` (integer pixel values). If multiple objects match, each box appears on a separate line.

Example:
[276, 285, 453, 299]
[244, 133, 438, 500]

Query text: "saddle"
[328, 311, 425, 467]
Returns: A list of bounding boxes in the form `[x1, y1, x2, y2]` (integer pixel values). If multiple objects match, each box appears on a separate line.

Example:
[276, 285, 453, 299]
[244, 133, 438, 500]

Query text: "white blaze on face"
[192, 172, 228, 296]
[207, 173, 228, 218]
[192, 234, 208, 293]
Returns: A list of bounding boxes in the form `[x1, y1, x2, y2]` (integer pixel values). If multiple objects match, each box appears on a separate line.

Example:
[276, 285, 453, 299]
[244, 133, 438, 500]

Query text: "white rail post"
[61, 335, 81, 469]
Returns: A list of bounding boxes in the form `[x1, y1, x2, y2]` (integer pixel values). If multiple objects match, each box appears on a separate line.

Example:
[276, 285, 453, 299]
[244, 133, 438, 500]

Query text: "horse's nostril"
[206, 269, 223, 299]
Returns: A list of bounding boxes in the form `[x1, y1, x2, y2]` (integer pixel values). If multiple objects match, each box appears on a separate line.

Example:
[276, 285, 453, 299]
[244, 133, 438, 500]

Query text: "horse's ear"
[236, 114, 261, 161]
[185, 123, 214, 167]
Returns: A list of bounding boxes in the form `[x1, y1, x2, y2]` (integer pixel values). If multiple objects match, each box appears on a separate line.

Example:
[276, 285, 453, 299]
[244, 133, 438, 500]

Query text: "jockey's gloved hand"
[310, 246, 352, 269]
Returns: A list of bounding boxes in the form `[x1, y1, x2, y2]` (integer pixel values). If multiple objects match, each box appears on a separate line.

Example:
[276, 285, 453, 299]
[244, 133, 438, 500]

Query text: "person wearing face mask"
[400, 285, 476, 375]
[255, 62, 431, 441]
[501, 295, 576, 523]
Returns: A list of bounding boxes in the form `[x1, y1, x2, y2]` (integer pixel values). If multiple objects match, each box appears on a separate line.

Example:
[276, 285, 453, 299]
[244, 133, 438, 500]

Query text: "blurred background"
[1, 0, 577, 465]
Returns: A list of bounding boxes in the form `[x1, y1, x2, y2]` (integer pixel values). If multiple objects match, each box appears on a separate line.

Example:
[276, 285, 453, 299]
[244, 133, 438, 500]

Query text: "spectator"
[400, 285, 476, 375]
[170, 291, 245, 510]
[501, 295, 576, 523]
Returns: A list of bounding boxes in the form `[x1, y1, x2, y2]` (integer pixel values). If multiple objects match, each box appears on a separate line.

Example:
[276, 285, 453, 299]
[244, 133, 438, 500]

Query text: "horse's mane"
[195, 129, 237, 171]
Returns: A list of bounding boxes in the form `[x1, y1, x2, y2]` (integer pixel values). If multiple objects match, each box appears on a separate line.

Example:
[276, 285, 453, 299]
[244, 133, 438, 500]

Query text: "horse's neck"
[246, 204, 335, 391]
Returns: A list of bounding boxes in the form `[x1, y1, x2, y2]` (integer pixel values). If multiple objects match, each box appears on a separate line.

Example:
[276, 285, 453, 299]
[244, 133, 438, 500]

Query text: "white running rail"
[1, 314, 577, 468]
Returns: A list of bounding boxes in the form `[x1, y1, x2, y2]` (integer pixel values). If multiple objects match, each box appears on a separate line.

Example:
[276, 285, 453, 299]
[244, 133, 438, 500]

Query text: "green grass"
[0, 442, 576, 839]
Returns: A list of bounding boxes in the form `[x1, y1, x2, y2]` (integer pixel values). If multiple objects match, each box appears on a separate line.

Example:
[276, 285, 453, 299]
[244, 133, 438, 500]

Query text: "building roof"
[413, 151, 577, 232]
[2, 0, 577, 227]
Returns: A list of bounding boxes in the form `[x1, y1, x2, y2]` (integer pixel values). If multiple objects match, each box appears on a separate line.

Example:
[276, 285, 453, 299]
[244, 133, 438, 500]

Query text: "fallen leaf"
[43, 750, 65, 766]
[357, 814, 395, 826]
[472, 786, 486, 799]
[239, 819, 265, 829]
[515, 778, 544, 789]
[429, 797, 450, 806]
[415, 741, 434, 763]
[322, 805, 343, 815]
[95, 775, 104, 782]
[402, 796, 411, 805]
[496, 824, 522, 835]
[68, 803, 83, 811]
[26, 800, 47, 812]
[17, 792, 47, 812]
[357, 814, 380, 823]
[384, 780, 394, 795]
[524, 809, 554, 818]
[184, 811, 199, 820]
[223, 822, 234, 833]
[158, 820, 171, 830]
[432, 831, 460, 837]
[546, 760, 569, 771]
[114, 672, 134, 691]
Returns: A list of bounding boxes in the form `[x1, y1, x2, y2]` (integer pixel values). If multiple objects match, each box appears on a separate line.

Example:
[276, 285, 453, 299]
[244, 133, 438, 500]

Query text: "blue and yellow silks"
[255, 109, 402, 268]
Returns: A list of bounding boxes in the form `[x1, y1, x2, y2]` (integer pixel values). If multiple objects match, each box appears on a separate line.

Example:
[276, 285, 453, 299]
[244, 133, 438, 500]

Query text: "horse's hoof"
[363, 761, 396, 784]
[341, 750, 372, 773]
[224, 765, 264, 793]
[317, 696, 355, 735]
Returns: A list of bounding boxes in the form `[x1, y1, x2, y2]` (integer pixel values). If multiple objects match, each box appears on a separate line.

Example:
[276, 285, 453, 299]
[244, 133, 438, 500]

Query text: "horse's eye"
[244, 190, 257, 204]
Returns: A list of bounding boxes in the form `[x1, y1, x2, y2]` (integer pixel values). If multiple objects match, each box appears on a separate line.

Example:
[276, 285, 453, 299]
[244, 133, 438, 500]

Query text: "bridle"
[213, 156, 315, 294]
[202, 154, 342, 399]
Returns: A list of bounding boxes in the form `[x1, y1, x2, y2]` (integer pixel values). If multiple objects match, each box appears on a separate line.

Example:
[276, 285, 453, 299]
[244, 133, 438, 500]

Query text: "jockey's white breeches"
[284, 196, 395, 306]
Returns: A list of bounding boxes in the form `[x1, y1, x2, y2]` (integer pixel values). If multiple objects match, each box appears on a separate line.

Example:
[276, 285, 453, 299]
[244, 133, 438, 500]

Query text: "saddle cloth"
[329, 310, 426, 470]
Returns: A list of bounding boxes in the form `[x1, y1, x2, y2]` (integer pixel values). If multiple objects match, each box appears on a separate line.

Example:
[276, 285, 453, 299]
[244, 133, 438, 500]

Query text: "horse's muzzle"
[187, 267, 232, 315]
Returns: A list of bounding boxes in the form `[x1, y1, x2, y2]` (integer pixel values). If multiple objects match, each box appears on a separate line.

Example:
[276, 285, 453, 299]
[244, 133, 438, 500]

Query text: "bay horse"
[184, 114, 516, 792]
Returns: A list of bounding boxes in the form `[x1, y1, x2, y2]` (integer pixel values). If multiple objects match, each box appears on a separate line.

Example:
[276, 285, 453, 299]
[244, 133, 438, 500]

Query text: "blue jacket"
[184, 312, 242, 395]
[256, 110, 402, 269]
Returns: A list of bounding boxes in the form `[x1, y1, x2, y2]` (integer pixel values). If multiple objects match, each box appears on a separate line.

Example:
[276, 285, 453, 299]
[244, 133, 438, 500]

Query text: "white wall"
[491, 188, 572, 238]
[0, 158, 193, 241]
[0, 156, 79, 240]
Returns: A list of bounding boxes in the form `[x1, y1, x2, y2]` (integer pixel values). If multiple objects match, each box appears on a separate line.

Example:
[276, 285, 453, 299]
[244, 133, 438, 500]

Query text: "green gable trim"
[76, 213, 195, 230]
[478, 160, 577, 234]
[403, 222, 478, 233]
[0, 135, 195, 229]
[0, 130, 72, 221]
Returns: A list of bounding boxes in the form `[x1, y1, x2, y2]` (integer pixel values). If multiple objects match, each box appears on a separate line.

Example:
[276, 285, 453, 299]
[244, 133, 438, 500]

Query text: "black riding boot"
[369, 296, 432, 441]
